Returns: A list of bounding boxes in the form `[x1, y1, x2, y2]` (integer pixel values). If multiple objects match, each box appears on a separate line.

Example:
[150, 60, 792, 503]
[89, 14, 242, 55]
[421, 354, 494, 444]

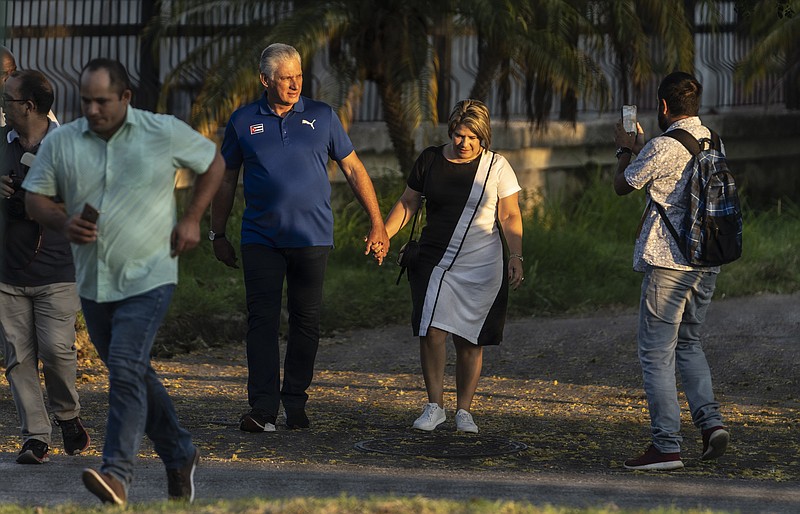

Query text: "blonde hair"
[447, 99, 492, 149]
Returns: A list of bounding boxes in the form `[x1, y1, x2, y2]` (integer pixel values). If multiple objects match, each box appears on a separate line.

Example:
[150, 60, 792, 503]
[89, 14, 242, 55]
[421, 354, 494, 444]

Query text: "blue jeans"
[81, 284, 194, 489]
[241, 244, 330, 416]
[638, 266, 723, 453]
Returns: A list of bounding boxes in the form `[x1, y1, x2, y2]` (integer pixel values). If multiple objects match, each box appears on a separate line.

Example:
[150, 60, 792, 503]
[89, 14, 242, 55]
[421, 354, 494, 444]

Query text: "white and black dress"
[406, 146, 521, 345]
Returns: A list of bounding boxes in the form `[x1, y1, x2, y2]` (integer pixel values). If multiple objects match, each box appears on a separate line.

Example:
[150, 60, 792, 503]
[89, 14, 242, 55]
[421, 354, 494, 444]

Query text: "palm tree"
[150, 0, 441, 172]
[735, 0, 800, 109]
[150, 0, 698, 169]
[585, 0, 695, 106]
[460, 0, 610, 124]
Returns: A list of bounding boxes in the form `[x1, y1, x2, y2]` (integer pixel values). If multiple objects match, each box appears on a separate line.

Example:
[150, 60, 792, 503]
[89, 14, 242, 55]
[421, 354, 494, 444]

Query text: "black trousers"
[241, 244, 330, 416]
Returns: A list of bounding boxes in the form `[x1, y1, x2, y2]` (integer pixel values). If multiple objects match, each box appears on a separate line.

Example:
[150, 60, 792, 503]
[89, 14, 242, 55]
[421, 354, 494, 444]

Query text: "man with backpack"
[612, 72, 732, 470]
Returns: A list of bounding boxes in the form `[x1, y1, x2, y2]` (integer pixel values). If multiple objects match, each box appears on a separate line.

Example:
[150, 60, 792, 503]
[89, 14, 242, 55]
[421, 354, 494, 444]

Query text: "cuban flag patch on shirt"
[249, 123, 264, 135]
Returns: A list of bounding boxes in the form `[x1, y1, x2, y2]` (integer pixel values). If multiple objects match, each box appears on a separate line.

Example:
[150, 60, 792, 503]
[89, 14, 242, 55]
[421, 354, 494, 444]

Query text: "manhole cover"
[355, 434, 527, 458]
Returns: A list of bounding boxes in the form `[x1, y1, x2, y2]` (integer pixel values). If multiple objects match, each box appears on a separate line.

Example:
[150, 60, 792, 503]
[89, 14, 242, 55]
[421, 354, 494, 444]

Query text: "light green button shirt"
[23, 107, 217, 302]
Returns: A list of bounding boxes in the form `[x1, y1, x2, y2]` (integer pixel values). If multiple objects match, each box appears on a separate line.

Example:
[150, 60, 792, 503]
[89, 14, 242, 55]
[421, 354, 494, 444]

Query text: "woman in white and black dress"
[384, 99, 524, 433]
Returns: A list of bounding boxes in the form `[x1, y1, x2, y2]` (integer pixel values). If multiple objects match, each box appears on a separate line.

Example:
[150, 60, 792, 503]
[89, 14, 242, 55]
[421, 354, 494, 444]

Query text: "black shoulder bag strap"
[395, 175, 427, 285]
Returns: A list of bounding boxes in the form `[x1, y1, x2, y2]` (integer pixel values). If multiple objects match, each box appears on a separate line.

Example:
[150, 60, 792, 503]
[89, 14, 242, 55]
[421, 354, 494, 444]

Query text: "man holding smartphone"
[612, 72, 729, 471]
[0, 69, 90, 465]
[24, 58, 225, 504]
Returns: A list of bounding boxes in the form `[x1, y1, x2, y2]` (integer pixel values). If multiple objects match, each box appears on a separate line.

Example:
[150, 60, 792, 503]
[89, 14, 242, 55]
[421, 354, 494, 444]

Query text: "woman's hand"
[508, 256, 524, 290]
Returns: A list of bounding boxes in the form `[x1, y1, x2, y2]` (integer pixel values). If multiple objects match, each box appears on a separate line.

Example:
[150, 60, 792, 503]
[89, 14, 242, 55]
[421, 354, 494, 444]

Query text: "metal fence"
[1, 0, 787, 126]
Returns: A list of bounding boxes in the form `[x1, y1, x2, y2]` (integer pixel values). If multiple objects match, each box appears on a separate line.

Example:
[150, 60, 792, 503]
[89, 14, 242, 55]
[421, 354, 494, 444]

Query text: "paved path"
[2, 455, 800, 512]
[1, 292, 798, 512]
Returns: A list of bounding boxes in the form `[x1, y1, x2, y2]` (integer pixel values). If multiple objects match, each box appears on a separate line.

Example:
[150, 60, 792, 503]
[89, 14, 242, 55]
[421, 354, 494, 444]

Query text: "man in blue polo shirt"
[211, 43, 388, 432]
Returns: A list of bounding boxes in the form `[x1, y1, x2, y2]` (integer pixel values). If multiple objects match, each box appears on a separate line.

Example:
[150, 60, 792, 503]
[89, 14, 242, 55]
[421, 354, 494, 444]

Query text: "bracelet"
[615, 147, 632, 159]
[509, 253, 524, 262]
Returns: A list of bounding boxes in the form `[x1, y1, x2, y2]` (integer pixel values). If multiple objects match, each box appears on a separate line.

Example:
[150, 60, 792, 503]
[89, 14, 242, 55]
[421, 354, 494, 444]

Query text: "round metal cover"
[355, 434, 527, 458]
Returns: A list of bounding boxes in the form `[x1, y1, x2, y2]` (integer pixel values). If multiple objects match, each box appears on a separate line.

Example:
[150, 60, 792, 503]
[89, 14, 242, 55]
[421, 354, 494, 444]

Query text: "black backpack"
[653, 128, 743, 267]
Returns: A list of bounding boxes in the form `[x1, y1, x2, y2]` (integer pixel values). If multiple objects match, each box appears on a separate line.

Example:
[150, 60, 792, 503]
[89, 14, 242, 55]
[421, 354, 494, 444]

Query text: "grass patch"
[0, 496, 735, 513]
[162, 173, 800, 347]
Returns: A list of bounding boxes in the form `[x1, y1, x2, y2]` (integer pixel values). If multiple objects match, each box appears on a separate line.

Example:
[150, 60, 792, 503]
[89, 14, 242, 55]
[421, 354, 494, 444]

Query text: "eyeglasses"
[1, 95, 28, 107]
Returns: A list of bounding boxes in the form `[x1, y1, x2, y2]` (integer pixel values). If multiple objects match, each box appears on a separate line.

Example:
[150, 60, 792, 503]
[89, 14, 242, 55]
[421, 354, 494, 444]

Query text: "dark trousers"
[241, 244, 330, 416]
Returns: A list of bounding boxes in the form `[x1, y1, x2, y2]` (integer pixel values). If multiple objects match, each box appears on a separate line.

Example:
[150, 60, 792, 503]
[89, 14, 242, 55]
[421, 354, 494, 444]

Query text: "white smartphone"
[20, 152, 36, 167]
[621, 105, 637, 134]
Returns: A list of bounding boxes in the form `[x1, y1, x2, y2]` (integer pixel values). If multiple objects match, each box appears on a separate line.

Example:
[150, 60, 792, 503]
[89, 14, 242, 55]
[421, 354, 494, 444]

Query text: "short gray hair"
[259, 43, 301, 80]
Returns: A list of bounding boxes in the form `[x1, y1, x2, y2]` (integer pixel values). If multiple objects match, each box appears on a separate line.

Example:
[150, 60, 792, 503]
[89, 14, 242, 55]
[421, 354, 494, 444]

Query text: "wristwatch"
[208, 230, 225, 241]
[615, 147, 632, 159]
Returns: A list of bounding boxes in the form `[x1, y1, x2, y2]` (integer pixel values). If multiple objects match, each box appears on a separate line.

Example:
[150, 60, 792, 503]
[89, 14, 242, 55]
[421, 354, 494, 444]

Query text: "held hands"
[364, 225, 390, 265]
[614, 120, 645, 154]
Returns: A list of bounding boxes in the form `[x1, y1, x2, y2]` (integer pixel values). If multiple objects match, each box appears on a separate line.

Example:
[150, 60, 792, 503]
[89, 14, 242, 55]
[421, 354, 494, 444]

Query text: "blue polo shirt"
[221, 94, 354, 247]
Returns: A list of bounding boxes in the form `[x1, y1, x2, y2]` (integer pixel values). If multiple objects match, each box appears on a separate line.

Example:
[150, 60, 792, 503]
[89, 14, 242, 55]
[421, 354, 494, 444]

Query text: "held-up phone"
[80, 202, 100, 224]
[621, 105, 637, 134]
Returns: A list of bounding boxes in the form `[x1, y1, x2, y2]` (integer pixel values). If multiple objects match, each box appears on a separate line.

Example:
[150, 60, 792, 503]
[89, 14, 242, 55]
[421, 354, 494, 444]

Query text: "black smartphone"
[80, 202, 100, 223]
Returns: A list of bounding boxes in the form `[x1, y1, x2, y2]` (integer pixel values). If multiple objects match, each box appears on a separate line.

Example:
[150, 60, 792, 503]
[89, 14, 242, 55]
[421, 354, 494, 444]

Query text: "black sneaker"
[17, 439, 50, 464]
[285, 407, 310, 429]
[56, 417, 91, 455]
[167, 447, 200, 502]
[82, 468, 126, 505]
[239, 409, 276, 432]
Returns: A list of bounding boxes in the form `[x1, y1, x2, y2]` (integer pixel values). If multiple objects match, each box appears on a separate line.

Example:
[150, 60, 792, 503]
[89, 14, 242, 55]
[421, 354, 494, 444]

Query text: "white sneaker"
[412, 403, 446, 431]
[455, 409, 479, 433]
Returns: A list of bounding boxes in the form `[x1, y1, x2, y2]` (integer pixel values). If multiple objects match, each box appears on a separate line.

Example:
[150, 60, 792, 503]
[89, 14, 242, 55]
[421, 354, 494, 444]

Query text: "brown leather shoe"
[82, 468, 126, 505]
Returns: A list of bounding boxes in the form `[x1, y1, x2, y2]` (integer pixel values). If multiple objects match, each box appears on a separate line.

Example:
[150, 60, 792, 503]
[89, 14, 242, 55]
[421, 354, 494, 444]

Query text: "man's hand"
[1, 175, 15, 198]
[64, 214, 98, 244]
[614, 120, 645, 153]
[170, 218, 200, 257]
[213, 238, 239, 268]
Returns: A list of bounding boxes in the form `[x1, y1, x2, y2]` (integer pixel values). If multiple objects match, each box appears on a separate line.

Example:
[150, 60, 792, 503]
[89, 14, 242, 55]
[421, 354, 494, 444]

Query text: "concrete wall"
[345, 108, 800, 207]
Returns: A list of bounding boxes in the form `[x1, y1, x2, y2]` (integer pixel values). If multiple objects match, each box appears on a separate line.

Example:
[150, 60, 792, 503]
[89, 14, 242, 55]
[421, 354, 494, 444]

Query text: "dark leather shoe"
[285, 408, 310, 429]
[239, 409, 276, 432]
[82, 468, 126, 505]
[167, 447, 200, 502]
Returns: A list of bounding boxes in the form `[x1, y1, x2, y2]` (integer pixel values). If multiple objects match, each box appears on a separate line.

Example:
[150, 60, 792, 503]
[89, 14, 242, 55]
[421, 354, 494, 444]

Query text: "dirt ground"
[1, 292, 798, 483]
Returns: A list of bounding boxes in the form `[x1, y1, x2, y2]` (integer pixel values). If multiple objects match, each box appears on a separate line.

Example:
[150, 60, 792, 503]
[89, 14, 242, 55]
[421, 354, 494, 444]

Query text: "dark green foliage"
[163, 179, 799, 348]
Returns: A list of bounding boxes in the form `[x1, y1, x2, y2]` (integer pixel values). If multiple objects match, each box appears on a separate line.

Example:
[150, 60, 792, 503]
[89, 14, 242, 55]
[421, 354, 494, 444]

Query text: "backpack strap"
[662, 128, 700, 156]
[652, 128, 702, 249]
[653, 200, 682, 249]
[664, 127, 722, 153]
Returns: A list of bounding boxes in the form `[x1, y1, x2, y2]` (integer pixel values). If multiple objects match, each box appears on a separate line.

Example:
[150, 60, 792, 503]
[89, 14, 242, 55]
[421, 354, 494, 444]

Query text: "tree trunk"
[138, 0, 160, 111]
[786, 42, 800, 110]
[376, 79, 417, 173]
[468, 34, 501, 102]
[434, 17, 452, 122]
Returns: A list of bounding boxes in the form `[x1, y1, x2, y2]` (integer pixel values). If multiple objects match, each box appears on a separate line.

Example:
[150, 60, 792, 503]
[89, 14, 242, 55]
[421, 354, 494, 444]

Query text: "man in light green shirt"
[24, 58, 225, 505]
